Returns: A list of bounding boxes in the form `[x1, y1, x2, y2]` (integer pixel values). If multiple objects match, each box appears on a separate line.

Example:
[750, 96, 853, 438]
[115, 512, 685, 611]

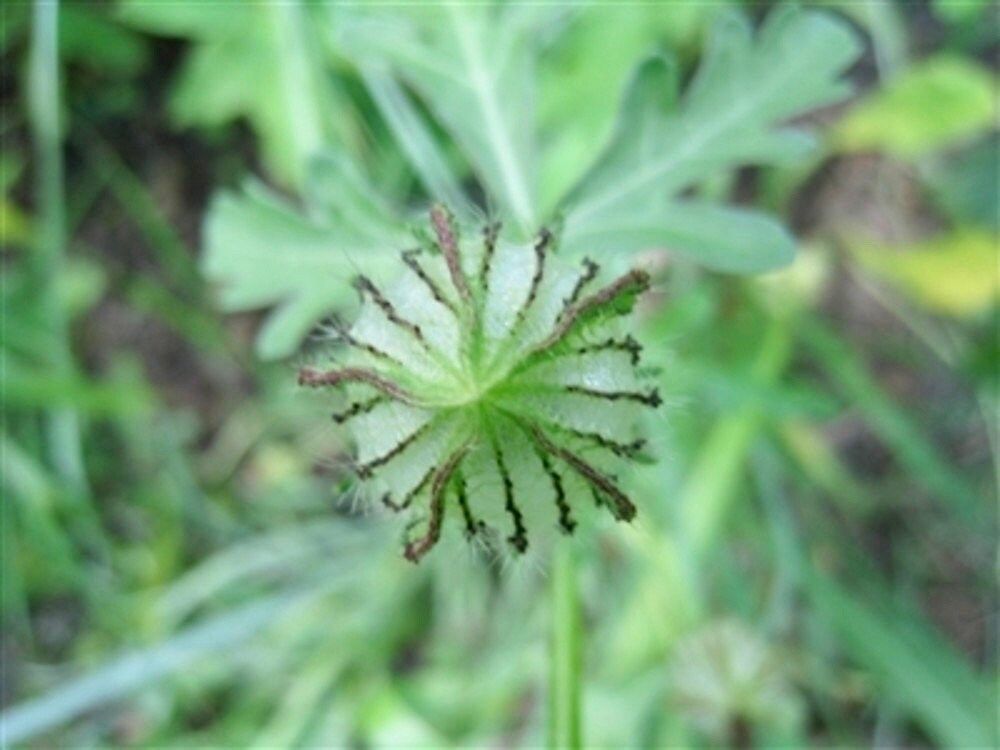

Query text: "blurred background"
[2, 1, 997, 748]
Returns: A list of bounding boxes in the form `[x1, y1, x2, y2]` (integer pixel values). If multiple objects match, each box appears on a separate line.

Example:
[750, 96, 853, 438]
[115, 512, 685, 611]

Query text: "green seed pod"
[300, 205, 658, 562]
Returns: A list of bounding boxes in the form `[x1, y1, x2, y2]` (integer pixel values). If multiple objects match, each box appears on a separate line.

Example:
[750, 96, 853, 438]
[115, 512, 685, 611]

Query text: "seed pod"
[669, 620, 803, 743]
[300, 205, 658, 562]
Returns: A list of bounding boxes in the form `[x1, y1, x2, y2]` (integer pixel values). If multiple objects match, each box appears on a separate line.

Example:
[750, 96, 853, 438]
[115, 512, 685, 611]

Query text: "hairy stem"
[549, 539, 582, 749]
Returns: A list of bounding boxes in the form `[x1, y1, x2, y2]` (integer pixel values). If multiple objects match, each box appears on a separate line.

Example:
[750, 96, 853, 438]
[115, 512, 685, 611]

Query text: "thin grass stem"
[28, 0, 88, 497]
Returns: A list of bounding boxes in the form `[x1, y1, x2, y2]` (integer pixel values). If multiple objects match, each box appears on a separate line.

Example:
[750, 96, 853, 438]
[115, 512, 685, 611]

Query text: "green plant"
[204, 5, 861, 358]
[208, 6, 861, 746]
[17, 3, 996, 748]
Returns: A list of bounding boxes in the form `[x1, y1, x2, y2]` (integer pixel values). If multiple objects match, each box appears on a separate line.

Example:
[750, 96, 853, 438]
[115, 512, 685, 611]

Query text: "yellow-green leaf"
[835, 55, 996, 157]
[848, 230, 999, 316]
[0, 199, 30, 247]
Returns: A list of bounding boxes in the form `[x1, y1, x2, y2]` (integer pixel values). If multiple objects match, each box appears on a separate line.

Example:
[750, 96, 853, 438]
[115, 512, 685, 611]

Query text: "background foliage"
[2, 1, 997, 747]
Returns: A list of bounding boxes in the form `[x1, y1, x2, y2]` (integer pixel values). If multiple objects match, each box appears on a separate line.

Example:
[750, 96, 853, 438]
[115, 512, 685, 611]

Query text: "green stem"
[548, 539, 582, 749]
[28, 0, 87, 496]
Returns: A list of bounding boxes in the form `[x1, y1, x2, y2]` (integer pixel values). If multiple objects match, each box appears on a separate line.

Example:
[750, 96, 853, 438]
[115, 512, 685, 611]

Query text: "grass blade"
[0, 589, 311, 745]
[27, 0, 88, 497]
[806, 572, 995, 748]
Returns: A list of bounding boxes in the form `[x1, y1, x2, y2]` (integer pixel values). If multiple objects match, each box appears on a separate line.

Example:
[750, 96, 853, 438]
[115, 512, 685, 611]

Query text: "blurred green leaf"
[250, 646, 347, 749]
[2, 433, 90, 598]
[680, 319, 792, 554]
[56, 256, 106, 318]
[675, 359, 839, 420]
[566, 199, 796, 273]
[0, 151, 25, 194]
[561, 8, 860, 270]
[932, 0, 991, 25]
[847, 230, 999, 317]
[60, 4, 149, 75]
[156, 520, 371, 626]
[926, 136, 999, 232]
[837, 0, 908, 78]
[119, 1, 332, 187]
[4, 365, 153, 415]
[0, 197, 31, 246]
[835, 55, 996, 157]
[1, 4, 148, 72]
[537, 4, 730, 212]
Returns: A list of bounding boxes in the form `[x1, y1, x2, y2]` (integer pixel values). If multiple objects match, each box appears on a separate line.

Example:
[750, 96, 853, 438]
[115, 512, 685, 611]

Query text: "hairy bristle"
[576, 336, 642, 366]
[454, 470, 479, 537]
[401, 249, 457, 314]
[499, 402, 647, 460]
[430, 204, 473, 306]
[332, 320, 403, 366]
[404, 445, 469, 563]
[556, 424, 647, 459]
[480, 221, 500, 292]
[492, 437, 528, 553]
[560, 258, 600, 317]
[332, 395, 386, 424]
[355, 420, 433, 479]
[355, 275, 429, 348]
[534, 269, 650, 355]
[510, 334, 644, 380]
[382, 464, 436, 512]
[524, 421, 636, 522]
[536, 447, 575, 534]
[298, 366, 415, 403]
[565, 384, 662, 408]
[516, 227, 552, 322]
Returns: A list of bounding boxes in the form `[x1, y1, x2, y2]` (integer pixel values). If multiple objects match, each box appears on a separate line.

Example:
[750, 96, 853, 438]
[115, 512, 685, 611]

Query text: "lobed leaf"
[336, 5, 546, 236]
[201, 157, 406, 359]
[566, 201, 796, 273]
[561, 9, 861, 270]
[834, 54, 996, 157]
[847, 230, 999, 317]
